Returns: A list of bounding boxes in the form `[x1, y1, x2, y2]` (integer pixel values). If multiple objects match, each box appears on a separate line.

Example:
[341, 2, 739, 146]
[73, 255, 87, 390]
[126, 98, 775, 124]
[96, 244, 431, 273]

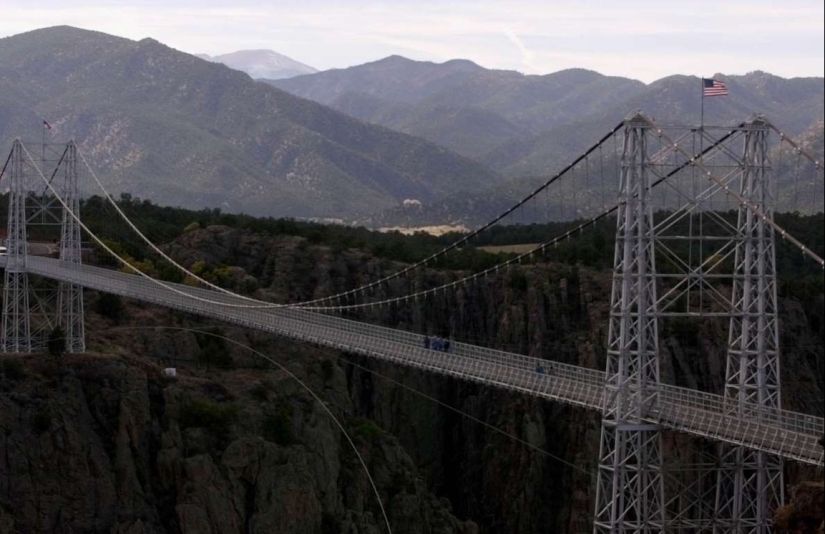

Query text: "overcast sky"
[2, 0, 823, 82]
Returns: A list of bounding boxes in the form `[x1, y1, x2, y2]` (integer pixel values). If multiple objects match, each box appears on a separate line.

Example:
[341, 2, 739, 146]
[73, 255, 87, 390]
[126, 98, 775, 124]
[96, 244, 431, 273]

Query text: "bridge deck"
[7, 256, 823, 466]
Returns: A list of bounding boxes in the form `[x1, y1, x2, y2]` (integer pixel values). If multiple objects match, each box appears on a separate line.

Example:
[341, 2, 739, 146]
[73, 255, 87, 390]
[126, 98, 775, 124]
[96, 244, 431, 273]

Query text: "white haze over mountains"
[198, 49, 317, 80]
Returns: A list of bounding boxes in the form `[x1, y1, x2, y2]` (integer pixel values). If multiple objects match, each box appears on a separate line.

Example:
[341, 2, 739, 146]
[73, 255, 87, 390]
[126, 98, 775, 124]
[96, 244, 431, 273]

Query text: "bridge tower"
[1, 139, 86, 354]
[594, 114, 665, 532]
[1, 140, 33, 352]
[56, 141, 86, 353]
[713, 117, 783, 532]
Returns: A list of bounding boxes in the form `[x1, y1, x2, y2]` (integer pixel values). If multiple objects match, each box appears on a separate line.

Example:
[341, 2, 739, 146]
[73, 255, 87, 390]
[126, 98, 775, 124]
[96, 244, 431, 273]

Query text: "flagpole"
[699, 78, 705, 158]
[700, 78, 705, 133]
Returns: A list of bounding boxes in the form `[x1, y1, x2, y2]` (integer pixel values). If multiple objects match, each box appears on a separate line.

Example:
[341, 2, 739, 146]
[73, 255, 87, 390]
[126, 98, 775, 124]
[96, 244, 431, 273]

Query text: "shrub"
[2, 359, 25, 381]
[263, 406, 296, 446]
[250, 382, 269, 402]
[118, 258, 154, 275]
[157, 260, 185, 283]
[94, 292, 125, 323]
[241, 276, 259, 295]
[195, 327, 232, 368]
[32, 405, 51, 434]
[190, 260, 209, 276]
[354, 418, 383, 443]
[94, 239, 127, 267]
[321, 359, 335, 381]
[180, 398, 238, 434]
[48, 326, 65, 357]
[507, 267, 528, 291]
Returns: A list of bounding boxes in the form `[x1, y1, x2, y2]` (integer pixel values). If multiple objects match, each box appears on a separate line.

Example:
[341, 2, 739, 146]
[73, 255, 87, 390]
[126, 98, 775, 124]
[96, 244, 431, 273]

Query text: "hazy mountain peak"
[441, 58, 483, 71]
[1, 26, 499, 220]
[198, 49, 317, 80]
[363, 55, 483, 73]
[0, 25, 129, 50]
[648, 73, 697, 86]
[541, 67, 603, 81]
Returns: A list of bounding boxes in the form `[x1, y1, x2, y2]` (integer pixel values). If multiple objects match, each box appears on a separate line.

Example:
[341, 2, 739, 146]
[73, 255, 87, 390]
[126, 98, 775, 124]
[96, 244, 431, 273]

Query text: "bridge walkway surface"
[5, 255, 822, 466]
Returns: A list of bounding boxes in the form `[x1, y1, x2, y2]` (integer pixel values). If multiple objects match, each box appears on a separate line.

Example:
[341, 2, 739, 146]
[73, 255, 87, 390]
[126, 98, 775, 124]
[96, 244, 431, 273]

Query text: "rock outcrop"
[161, 226, 824, 532]
[0, 352, 477, 533]
[2, 224, 821, 533]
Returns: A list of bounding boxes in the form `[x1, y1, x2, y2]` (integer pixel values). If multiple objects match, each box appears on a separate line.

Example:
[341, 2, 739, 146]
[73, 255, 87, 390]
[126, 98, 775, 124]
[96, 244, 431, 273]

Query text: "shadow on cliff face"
[774, 482, 825, 533]
[2, 225, 820, 533]
[0, 347, 478, 534]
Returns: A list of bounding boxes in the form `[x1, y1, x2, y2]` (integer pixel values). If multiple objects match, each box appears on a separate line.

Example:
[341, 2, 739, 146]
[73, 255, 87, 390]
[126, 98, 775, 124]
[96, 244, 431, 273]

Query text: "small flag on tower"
[43, 120, 52, 130]
[702, 78, 728, 97]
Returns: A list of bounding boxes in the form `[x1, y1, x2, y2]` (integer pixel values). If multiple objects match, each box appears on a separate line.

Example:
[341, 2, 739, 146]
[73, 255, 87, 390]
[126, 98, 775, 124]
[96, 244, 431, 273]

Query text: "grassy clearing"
[477, 243, 541, 254]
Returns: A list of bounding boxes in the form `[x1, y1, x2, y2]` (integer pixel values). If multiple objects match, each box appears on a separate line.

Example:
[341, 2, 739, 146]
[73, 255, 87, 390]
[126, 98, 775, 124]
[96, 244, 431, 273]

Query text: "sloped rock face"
[774, 482, 825, 533]
[3, 225, 820, 533]
[350, 268, 824, 533]
[0, 353, 477, 533]
[160, 226, 824, 533]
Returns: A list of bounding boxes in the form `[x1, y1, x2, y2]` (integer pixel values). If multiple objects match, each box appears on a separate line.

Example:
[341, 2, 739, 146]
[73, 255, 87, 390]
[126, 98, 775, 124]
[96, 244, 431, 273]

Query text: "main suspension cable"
[73, 121, 626, 309]
[299, 123, 747, 312]
[289, 120, 623, 307]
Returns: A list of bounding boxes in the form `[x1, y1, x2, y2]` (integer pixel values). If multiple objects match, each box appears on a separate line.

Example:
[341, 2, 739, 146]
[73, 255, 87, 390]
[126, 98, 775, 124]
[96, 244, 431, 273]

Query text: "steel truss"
[57, 142, 85, 352]
[594, 114, 666, 532]
[1, 140, 32, 352]
[713, 118, 783, 533]
[1, 140, 86, 354]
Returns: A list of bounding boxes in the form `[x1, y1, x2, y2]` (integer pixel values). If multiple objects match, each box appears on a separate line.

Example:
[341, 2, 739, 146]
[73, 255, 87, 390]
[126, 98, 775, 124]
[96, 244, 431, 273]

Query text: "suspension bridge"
[1, 112, 823, 533]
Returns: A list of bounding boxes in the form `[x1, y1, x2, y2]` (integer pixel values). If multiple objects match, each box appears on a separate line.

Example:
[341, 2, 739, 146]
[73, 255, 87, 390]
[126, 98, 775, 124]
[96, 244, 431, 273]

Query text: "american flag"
[703, 78, 728, 97]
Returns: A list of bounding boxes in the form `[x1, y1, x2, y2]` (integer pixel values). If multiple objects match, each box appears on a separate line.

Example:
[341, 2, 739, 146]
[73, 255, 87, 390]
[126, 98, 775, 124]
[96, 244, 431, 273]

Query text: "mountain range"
[272, 57, 824, 179]
[271, 56, 644, 163]
[273, 57, 823, 226]
[1, 26, 821, 227]
[0, 27, 498, 219]
[197, 49, 317, 80]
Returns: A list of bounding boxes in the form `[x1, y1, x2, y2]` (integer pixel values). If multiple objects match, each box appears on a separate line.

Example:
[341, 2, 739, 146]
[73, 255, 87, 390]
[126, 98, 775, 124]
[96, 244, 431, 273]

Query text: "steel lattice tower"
[57, 141, 86, 352]
[713, 118, 783, 533]
[594, 114, 666, 532]
[1, 140, 32, 353]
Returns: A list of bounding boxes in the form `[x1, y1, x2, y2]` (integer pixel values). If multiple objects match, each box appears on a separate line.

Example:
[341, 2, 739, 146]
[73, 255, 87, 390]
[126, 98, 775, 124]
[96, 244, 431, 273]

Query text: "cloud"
[503, 27, 538, 73]
[0, 0, 821, 81]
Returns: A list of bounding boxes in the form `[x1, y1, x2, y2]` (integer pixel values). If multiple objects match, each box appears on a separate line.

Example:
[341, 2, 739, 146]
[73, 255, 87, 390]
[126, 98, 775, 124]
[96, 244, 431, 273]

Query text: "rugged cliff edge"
[0, 348, 478, 533]
[1, 224, 822, 532]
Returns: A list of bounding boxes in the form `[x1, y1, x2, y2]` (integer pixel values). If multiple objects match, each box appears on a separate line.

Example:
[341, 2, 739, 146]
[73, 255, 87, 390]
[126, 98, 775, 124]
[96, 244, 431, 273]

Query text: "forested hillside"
[274, 58, 823, 177]
[0, 27, 499, 220]
[3, 199, 821, 532]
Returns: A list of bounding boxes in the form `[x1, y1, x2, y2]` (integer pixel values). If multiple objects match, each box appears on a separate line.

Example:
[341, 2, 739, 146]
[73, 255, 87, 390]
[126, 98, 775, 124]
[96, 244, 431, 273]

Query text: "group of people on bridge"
[423, 335, 453, 353]
[423, 334, 556, 379]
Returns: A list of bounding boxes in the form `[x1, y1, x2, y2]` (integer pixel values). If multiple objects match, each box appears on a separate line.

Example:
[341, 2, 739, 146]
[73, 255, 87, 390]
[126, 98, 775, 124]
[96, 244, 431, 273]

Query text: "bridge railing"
[273, 305, 607, 386]
[274, 306, 824, 436]
[656, 382, 824, 437]
[12, 256, 824, 465]
[652, 387, 824, 465]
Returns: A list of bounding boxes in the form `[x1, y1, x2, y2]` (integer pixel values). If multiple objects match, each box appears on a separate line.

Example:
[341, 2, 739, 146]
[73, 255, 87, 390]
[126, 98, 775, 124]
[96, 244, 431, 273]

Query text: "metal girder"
[1, 140, 86, 354]
[1, 140, 32, 353]
[713, 118, 783, 533]
[57, 141, 85, 353]
[594, 114, 666, 532]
